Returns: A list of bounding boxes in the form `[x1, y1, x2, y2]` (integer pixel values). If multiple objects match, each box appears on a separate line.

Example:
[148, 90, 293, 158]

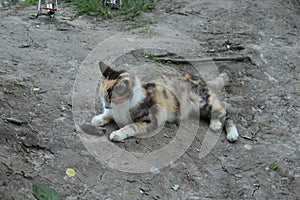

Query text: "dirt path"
[0, 0, 299, 199]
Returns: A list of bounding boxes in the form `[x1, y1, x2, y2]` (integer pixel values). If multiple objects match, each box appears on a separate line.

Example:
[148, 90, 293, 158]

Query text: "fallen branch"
[154, 56, 252, 64]
[240, 134, 254, 141]
[2, 117, 27, 125]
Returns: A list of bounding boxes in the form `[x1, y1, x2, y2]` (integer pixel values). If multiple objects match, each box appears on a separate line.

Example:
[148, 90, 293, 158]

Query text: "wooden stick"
[240, 135, 254, 141]
[2, 117, 26, 125]
[154, 56, 252, 64]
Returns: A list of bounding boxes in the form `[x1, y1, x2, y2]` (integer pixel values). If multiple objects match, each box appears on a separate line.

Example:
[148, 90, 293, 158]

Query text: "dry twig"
[2, 117, 26, 125]
[154, 56, 252, 64]
[240, 135, 254, 141]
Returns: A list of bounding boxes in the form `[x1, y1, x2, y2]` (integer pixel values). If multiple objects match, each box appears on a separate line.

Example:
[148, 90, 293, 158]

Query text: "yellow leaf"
[33, 87, 40, 91]
[66, 168, 76, 177]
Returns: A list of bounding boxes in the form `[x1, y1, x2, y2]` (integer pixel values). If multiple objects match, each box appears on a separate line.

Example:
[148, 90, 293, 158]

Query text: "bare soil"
[0, 0, 299, 199]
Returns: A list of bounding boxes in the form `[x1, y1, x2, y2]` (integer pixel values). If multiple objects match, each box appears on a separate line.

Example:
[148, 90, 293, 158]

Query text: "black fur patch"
[143, 83, 156, 90]
[107, 88, 113, 101]
[102, 68, 125, 80]
[162, 89, 168, 99]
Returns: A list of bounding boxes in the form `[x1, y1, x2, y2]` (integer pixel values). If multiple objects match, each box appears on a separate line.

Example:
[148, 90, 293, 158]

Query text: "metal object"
[105, 0, 123, 8]
[36, 0, 58, 18]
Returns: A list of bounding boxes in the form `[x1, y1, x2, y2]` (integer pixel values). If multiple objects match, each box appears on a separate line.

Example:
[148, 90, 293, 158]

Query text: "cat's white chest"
[111, 102, 132, 127]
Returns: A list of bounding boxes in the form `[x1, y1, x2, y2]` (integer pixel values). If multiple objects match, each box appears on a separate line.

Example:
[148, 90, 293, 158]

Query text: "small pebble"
[171, 184, 180, 191]
[244, 144, 252, 150]
[150, 166, 160, 174]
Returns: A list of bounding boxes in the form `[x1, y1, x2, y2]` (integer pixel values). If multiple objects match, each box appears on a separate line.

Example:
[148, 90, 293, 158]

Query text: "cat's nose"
[105, 103, 111, 109]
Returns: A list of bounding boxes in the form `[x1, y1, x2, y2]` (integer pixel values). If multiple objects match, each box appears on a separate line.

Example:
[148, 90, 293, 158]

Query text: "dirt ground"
[1, 0, 300, 199]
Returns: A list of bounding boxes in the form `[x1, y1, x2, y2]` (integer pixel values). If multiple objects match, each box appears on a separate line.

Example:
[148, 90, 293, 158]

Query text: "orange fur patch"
[154, 85, 177, 115]
[103, 79, 117, 89]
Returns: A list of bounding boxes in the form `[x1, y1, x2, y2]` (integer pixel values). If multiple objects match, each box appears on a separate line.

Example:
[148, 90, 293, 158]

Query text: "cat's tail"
[218, 65, 232, 86]
[210, 65, 239, 142]
[216, 65, 239, 142]
[207, 65, 231, 90]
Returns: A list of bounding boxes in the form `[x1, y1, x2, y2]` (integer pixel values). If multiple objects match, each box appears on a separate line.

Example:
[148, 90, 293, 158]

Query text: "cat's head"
[98, 61, 135, 108]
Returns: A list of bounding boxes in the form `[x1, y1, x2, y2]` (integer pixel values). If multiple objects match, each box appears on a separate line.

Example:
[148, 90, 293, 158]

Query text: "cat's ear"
[114, 78, 131, 95]
[99, 61, 122, 79]
[119, 78, 131, 88]
[99, 61, 112, 77]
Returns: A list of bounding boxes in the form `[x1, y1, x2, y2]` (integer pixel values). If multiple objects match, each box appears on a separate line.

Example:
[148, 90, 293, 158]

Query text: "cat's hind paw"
[91, 114, 111, 127]
[226, 125, 239, 142]
[109, 130, 128, 142]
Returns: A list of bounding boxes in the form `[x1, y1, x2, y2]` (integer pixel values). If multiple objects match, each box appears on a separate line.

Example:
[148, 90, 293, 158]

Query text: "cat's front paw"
[91, 114, 111, 127]
[109, 130, 128, 142]
[209, 119, 222, 132]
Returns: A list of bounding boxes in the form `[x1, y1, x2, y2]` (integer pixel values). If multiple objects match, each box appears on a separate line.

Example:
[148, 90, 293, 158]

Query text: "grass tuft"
[23, 0, 160, 19]
[18, 0, 39, 6]
[72, 0, 110, 19]
[71, 0, 159, 19]
[121, 0, 159, 20]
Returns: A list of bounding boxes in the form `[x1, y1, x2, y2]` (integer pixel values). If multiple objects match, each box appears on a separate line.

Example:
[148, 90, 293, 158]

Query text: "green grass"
[71, 0, 159, 19]
[265, 116, 276, 123]
[127, 19, 157, 30]
[21, 0, 159, 19]
[121, 0, 159, 19]
[126, 19, 157, 33]
[18, 0, 39, 6]
[139, 49, 172, 65]
[25, 0, 39, 3]
[72, 0, 110, 18]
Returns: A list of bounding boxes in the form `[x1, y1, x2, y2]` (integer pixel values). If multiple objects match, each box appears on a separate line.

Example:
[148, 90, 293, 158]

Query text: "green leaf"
[268, 162, 278, 170]
[126, 38, 135, 43]
[33, 183, 60, 200]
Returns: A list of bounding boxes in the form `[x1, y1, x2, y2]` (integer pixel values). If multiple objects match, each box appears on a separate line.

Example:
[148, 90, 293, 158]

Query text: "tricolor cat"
[92, 61, 239, 142]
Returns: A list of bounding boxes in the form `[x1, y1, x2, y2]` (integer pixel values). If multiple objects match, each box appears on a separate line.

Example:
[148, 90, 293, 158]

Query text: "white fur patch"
[111, 103, 131, 127]
[109, 130, 128, 141]
[130, 77, 145, 109]
[209, 119, 222, 132]
[91, 109, 112, 126]
[226, 125, 239, 142]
